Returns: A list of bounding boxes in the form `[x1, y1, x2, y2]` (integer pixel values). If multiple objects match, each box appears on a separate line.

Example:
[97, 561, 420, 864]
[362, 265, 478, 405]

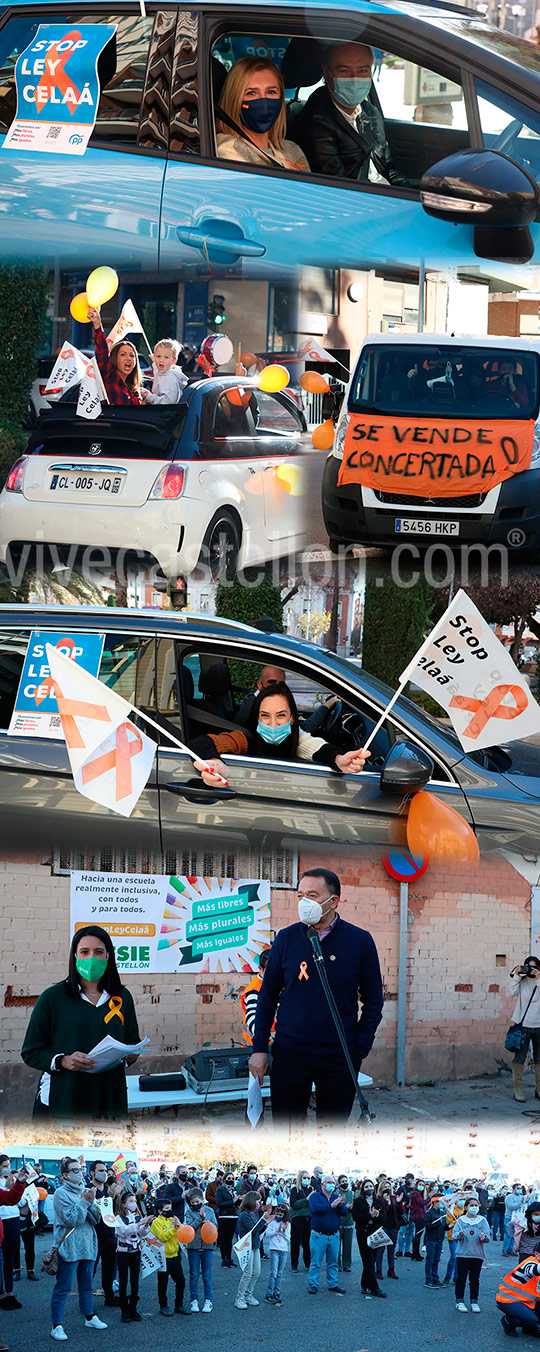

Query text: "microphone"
[307, 926, 323, 962]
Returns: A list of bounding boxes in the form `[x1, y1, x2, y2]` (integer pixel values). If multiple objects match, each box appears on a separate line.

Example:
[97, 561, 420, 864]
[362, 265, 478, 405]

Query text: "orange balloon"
[200, 1221, 218, 1244]
[70, 292, 90, 324]
[225, 385, 252, 409]
[300, 371, 330, 394]
[311, 419, 335, 451]
[177, 1224, 195, 1244]
[37, 1186, 48, 1200]
[406, 791, 479, 865]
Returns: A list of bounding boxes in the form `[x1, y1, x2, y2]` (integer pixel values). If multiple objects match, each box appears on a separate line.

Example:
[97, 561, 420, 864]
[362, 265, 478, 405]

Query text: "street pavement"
[1, 1231, 520, 1352]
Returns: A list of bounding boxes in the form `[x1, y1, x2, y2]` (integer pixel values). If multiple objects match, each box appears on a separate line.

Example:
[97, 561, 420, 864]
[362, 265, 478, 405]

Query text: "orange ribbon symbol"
[81, 721, 144, 801]
[298, 961, 309, 981]
[33, 30, 82, 116]
[449, 684, 528, 740]
[104, 997, 124, 1025]
[53, 682, 112, 749]
[36, 637, 77, 706]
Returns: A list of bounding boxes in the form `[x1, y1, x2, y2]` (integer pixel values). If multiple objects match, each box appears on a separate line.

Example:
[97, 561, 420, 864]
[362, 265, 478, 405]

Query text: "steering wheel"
[492, 118, 524, 155]
[315, 698, 343, 738]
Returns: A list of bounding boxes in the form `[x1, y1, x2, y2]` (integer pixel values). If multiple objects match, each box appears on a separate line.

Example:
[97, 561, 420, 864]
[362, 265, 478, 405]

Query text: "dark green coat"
[21, 981, 140, 1119]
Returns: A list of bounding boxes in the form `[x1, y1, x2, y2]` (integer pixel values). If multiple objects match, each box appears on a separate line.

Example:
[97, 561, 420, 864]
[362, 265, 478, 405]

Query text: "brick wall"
[0, 847, 530, 1115]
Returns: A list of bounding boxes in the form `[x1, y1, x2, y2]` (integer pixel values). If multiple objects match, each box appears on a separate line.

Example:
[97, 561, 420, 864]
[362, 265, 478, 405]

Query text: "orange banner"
[338, 415, 535, 498]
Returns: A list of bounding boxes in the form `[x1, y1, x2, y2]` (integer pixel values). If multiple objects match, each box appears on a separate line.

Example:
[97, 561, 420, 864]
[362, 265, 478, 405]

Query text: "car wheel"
[328, 537, 343, 555]
[200, 511, 241, 581]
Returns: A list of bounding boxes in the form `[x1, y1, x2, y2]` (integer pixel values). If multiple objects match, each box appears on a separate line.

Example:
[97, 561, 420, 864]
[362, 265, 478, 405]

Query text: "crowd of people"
[1, 1155, 540, 1345]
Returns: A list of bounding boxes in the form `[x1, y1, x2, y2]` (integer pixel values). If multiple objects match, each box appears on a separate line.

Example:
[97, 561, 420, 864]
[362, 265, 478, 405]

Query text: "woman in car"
[191, 680, 370, 784]
[87, 306, 143, 405]
[216, 57, 310, 173]
[21, 925, 141, 1119]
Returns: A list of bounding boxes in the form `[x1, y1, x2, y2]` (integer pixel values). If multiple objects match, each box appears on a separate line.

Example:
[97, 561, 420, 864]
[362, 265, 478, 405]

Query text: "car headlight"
[530, 427, 540, 468]
[331, 411, 351, 461]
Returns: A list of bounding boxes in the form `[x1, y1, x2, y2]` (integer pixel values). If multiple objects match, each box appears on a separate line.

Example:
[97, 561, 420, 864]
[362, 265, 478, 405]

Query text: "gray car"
[1, 604, 539, 857]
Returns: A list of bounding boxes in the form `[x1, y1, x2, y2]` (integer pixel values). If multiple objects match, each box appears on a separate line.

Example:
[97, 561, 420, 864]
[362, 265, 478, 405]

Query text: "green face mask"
[76, 955, 108, 983]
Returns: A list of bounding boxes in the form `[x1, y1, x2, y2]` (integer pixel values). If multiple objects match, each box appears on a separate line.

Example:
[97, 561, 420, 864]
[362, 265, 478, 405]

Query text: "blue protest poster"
[8, 631, 106, 739]
[3, 23, 116, 156]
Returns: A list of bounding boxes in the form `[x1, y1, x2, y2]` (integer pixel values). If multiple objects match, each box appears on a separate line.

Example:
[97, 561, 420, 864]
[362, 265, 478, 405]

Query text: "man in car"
[235, 664, 286, 726]
[249, 867, 384, 1121]
[296, 42, 408, 185]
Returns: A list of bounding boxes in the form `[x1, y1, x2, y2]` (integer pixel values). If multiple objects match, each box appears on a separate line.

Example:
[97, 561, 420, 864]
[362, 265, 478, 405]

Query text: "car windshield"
[432, 18, 540, 78]
[349, 345, 540, 419]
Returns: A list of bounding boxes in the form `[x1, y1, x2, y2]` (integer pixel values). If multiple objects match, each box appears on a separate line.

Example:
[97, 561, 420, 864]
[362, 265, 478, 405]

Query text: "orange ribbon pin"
[104, 996, 124, 1025]
[298, 961, 309, 981]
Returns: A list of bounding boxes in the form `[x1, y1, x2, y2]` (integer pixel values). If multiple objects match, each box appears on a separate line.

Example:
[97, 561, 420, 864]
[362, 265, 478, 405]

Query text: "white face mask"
[94, 1172, 107, 1184]
[298, 894, 335, 926]
[126, 1201, 138, 1213]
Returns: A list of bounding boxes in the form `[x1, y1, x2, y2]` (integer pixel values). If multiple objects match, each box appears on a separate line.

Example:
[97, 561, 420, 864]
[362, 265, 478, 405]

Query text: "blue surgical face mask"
[240, 96, 281, 134]
[331, 76, 371, 108]
[257, 719, 292, 745]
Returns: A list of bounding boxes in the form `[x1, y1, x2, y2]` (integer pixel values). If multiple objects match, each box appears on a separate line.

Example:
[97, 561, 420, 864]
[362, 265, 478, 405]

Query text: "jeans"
[14, 1223, 35, 1276]
[51, 1257, 94, 1327]
[187, 1250, 213, 1302]
[455, 1256, 483, 1303]
[396, 1220, 414, 1255]
[375, 1229, 397, 1276]
[491, 1211, 505, 1240]
[498, 1299, 540, 1332]
[356, 1232, 381, 1294]
[266, 1250, 286, 1297]
[291, 1217, 311, 1270]
[237, 1248, 261, 1299]
[445, 1238, 458, 1280]
[502, 1220, 515, 1255]
[425, 1239, 443, 1283]
[117, 1251, 140, 1314]
[157, 1254, 185, 1309]
[308, 1231, 340, 1290]
[1, 1218, 21, 1294]
[218, 1217, 237, 1264]
[339, 1225, 354, 1272]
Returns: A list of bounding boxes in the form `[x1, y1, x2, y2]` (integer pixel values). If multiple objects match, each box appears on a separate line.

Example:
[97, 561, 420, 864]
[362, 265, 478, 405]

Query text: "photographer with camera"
[506, 956, 540, 1103]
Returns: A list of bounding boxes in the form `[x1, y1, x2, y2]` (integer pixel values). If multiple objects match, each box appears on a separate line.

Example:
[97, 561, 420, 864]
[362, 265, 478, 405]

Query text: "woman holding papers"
[21, 926, 141, 1120]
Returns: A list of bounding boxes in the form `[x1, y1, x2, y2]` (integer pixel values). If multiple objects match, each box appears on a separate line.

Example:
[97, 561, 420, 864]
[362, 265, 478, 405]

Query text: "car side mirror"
[420, 148, 540, 264]
[380, 741, 434, 795]
[321, 391, 340, 420]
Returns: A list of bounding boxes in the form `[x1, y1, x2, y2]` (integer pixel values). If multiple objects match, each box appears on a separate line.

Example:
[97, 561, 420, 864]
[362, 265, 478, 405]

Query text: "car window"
[475, 79, 540, 187]
[350, 343, 540, 419]
[0, 11, 154, 145]
[249, 391, 305, 437]
[99, 633, 155, 709]
[0, 628, 31, 730]
[209, 31, 470, 189]
[213, 390, 254, 441]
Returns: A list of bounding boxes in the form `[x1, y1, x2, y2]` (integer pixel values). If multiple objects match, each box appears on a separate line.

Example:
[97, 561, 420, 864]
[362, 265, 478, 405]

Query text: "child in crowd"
[145, 339, 187, 404]
[114, 1192, 152, 1323]
[264, 1204, 290, 1306]
[234, 1193, 269, 1309]
[150, 1198, 186, 1316]
[453, 1195, 490, 1313]
[183, 1189, 217, 1313]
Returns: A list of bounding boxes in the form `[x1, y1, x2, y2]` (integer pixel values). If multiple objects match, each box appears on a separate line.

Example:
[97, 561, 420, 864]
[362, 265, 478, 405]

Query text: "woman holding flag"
[87, 306, 143, 405]
[21, 926, 141, 1120]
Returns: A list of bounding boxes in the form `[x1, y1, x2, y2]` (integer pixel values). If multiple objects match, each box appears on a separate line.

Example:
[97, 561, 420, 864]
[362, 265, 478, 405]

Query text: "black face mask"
[240, 96, 281, 134]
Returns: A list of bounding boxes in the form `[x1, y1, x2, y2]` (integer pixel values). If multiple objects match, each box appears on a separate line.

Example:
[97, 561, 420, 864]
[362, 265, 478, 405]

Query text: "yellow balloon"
[70, 292, 91, 324]
[276, 463, 306, 496]
[257, 364, 290, 393]
[86, 266, 119, 307]
[311, 420, 335, 451]
[300, 371, 331, 394]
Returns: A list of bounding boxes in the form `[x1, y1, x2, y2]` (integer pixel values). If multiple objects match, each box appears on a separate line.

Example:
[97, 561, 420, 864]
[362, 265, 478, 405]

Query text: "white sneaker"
[471, 1303, 481, 1313]
[190, 1300, 200, 1313]
[245, 1296, 259, 1306]
[84, 1316, 108, 1329]
[235, 1297, 248, 1309]
[202, 1300, 213, 1313]
[51, 1328, 68, 1341]
[456, 1302, 468, 1313]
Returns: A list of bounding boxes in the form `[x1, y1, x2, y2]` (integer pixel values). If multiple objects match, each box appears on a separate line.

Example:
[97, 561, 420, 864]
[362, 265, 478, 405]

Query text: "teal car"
[0, 0, 539, 271]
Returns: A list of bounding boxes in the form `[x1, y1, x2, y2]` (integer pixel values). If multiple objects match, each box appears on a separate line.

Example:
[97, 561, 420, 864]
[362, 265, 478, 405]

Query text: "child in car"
[145, 339, 188, 404]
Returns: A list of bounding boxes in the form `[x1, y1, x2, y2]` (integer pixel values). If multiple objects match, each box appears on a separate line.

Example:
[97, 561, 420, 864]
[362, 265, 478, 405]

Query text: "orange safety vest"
[240, 975, 262, 1046]
[497, 1259, 540, 1309]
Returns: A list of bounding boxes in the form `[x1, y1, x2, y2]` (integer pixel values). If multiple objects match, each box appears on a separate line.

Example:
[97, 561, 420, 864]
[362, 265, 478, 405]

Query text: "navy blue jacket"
[309, 1190, 349, 1236]
[252, 917, 383, 1059]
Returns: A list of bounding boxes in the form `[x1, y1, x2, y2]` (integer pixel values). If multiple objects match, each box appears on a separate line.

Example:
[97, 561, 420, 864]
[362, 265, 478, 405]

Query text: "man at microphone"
[249, 869, 384, 1121]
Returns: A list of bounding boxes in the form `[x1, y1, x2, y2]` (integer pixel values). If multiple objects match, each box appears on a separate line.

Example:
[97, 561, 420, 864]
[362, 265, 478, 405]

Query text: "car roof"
[361, 333, 540, 354]
[1, 0, 471, 11]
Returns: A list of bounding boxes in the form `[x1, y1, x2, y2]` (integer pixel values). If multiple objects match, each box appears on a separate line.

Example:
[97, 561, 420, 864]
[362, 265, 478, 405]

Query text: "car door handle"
[176, 226, 266, 258]
[165, 780, 238, 803]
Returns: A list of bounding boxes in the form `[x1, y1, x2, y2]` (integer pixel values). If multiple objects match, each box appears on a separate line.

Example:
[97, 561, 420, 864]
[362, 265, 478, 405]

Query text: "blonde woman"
[216, 57, 310, 172]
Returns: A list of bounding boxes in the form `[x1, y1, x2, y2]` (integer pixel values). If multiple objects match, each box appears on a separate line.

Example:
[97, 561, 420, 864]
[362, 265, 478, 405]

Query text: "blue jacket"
[252, 917, 383, 1058]
[309, 1190, 348, 1236]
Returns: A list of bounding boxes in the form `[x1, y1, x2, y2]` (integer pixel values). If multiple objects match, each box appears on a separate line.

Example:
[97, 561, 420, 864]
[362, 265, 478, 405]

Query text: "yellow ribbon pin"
[104, 996, 124, 1025]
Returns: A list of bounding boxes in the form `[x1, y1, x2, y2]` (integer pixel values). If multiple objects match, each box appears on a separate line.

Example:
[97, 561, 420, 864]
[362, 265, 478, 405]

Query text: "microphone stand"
[307, 926, 372, 1125]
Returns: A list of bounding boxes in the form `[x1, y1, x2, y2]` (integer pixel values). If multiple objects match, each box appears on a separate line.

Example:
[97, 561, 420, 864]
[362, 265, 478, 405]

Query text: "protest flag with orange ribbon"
[45, 642, 156, 817]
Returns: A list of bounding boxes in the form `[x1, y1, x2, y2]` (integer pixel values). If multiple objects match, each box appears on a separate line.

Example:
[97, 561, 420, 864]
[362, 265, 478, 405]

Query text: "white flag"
[77, 355, 108, 420]
[23, 1182, 40, 1224]
[97, 1197, 116, 1228]
[400, 588, 540, 752]
[45, 643, 156, 817]
[233, 1229, 252, 1271]
[298, 337, 337, 363]
[43, 344, 87, 399]
[247, 1072, 263, 1127]
[107, 300, 143, 350]
[140, 1237, 167, 1279]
